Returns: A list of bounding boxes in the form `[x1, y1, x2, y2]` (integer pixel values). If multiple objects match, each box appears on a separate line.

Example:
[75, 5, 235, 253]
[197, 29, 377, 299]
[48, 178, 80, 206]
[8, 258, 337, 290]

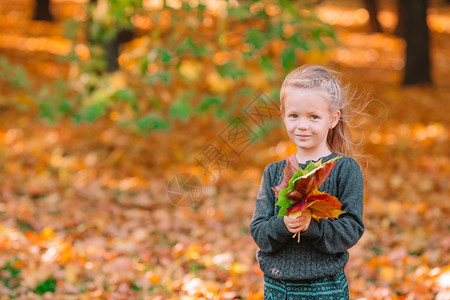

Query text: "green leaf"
[228, 6, 251, 19]
[147, 70, 171, 85]
[182, 2, 192, 11]
[136, 114, 170, 132]
[237, 88, 253, 97]
[246, 29, 267, 50]
[197, 96, 224, 113]
[304, 160, 320, 173]
[169, 97, 191, 121]
[215, 107, 226, 119]
[281, 46, 296, 71]
[267, 19, 282, 37]
[0, 57, 30, 89]
[261, 55, 275, 76]
[290, 33, 309, 50]
[217, 62, 246, 80]
[64, 19, 80, 39]
[78, 103, 107, 122]
[115, 89, 135, 101]
[177, 37, 210, 57]
[1, 258, 21, 289]
[161, 50, 171, 63]
[275, 196, 292, 209]
[58, 100, 72, 114]
[115, 89, 137, 110]
[34, 278, 56, 295]
[38, 102, 55, 124]
[278, 207, 288, 217]
[132, 282, 141, 291]
[140, 58, 148, 77]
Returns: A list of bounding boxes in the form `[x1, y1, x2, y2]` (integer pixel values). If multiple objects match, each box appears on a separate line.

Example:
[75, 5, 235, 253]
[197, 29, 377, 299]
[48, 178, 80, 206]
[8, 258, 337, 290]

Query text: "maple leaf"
[288, 188, 345, 221]
[274, 155, 345, 242]
[274, 155, 341, 216]
[272, 154, 299, 198]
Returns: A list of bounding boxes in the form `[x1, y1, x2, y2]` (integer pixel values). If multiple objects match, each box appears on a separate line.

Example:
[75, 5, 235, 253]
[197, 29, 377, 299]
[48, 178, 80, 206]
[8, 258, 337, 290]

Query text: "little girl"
[250, 65, 364, 299]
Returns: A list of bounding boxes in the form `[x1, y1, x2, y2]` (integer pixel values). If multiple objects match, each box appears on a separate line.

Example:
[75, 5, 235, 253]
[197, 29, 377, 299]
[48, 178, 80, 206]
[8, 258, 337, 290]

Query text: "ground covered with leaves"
[1, 71, 449, 300]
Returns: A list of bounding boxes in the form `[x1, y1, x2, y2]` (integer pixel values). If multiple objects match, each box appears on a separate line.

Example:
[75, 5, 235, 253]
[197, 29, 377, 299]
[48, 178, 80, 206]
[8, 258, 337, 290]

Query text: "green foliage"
[87, 0, 142, 43]
[34, 278, 56, 295]
[0, 258, 21, 290]
[275, 189, 294, 216]
[135, 113, 170, 133]
[31, 0, 336, 134]
[196, 96, 225, 113]
[0, 57, 30, 90]
[35, 81, 72, 125]
[132, 282, 141, 291]
[169, 97, 191, 121]
[246, 29, 268, 50]
[281, 47, 297, 72]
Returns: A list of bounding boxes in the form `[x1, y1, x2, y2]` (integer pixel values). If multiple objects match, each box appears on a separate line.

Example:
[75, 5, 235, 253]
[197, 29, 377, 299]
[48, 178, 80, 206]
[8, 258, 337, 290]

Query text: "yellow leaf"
[246, 71, 269, 91]
[229, 262, 248, 275]
[207, 71, 234, 93]
[380, 266, 395, 281]
[39, 227, 55, 241]
[179, 60, 203, 81]
[149, 274, 161, 284]
[185, 243, 201, 260]
[305, 189, 345, 221]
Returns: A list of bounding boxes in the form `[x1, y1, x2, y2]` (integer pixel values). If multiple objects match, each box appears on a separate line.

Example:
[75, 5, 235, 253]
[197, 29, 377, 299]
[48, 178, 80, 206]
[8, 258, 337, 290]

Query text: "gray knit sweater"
[249, 153, 364, 281]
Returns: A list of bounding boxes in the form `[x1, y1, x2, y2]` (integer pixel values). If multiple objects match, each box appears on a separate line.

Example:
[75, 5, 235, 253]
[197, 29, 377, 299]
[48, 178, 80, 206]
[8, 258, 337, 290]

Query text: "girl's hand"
[283, 209, 312, 234]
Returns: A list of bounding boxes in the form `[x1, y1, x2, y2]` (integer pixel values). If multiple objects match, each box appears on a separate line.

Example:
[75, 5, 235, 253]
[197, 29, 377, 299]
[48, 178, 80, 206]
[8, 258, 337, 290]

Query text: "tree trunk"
[104, 29, 134, 73]
[403, 0, 431, 85]
[87, 0, 134, 73]
[364, 0, 383, 33]
[395, 0, 408, 38]
[33, 0, 54, 21]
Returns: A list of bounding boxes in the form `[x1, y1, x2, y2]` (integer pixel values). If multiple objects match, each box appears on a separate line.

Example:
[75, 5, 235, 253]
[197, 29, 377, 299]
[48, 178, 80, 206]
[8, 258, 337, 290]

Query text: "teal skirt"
[264, 271, 349, 300]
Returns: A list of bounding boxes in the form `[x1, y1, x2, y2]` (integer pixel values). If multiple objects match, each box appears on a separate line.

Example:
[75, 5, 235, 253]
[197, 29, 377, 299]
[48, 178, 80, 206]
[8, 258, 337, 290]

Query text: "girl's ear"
[281, 110, 287, 124]
[330, 110, 341, 129]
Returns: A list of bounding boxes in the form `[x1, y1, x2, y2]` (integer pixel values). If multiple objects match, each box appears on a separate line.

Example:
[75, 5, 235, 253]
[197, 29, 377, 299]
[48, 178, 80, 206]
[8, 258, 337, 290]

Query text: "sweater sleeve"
[301, 157, 365, 254]
[249, 163, 292, 253]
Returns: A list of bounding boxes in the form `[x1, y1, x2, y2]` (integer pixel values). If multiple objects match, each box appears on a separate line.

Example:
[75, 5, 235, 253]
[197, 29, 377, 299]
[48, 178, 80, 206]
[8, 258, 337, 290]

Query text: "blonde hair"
[280, 65, 355, 156]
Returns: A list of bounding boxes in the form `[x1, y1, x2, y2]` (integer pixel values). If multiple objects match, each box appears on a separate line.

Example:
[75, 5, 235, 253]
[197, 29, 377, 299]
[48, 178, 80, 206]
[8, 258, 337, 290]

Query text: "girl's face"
[283, 88, 341, 157]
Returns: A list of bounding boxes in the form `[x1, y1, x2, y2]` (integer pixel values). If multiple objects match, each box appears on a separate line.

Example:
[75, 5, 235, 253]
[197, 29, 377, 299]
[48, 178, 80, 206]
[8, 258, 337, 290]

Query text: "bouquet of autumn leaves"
[273, 155, 346, 242]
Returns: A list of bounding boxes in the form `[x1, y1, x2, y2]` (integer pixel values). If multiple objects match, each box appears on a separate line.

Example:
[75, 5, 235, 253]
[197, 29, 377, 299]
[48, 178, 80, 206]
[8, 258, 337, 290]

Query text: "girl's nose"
[297, 119, 309, 130]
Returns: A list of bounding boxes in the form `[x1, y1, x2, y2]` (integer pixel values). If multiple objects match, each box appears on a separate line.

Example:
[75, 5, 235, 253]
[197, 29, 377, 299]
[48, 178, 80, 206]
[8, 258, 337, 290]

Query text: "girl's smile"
[296, 134, 311, 140]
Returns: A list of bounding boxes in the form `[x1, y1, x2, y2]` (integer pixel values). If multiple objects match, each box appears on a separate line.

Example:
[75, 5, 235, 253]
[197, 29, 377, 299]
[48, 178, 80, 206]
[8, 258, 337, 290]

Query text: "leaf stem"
[292, 232, 301, 243]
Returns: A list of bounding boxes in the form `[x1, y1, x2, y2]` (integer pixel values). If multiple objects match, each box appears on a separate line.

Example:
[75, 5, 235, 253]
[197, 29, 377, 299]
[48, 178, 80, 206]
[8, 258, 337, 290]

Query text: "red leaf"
[308, 161, 339, 191]
[305, 189, 345, 221]
[290, 177, 315, 200]
[272, 154, 299, 198]
[286, 159, 339, 203]
[287, 199, 307, 216]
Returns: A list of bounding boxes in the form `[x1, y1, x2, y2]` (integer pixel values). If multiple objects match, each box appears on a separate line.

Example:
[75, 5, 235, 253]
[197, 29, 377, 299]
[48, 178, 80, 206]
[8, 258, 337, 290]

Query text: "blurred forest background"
[0, 0, 449, 299]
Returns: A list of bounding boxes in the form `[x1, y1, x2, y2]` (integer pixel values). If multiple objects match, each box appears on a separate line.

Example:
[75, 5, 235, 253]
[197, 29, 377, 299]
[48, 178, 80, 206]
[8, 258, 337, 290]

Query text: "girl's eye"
[289, 114, 298, 119]
[310, 115, 319, 120]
